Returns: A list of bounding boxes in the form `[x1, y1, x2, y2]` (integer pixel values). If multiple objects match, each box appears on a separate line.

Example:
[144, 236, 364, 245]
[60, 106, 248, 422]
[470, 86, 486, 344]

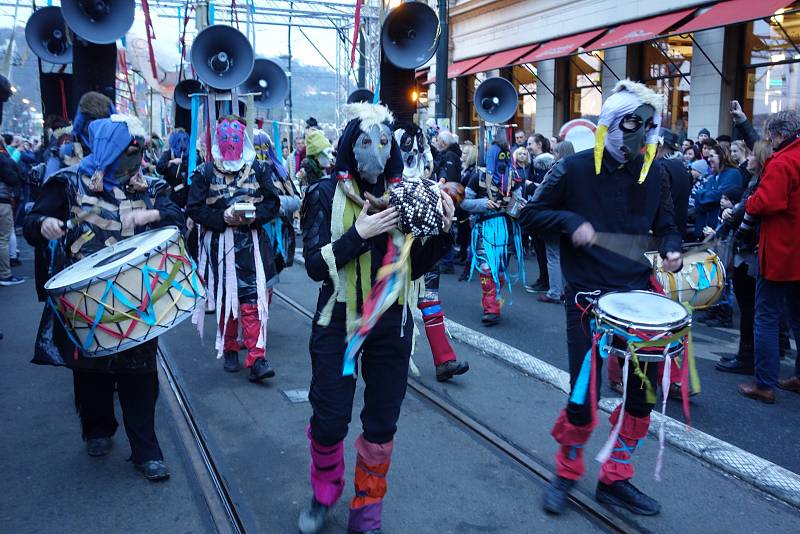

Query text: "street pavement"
[2, 240, 799, 533]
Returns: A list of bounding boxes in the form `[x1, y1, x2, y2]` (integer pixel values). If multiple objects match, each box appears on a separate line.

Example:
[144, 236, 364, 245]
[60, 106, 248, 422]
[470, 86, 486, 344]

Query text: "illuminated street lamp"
[21, 98, 30, 104]
[29, 106, 36, 112]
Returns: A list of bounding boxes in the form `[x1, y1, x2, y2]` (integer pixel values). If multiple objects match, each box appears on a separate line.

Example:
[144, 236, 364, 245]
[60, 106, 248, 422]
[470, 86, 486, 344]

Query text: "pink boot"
[307, 427, 345, 507]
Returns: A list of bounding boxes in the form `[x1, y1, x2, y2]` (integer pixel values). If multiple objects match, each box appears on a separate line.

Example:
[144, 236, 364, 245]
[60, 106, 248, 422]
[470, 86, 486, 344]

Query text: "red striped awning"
[517, 29, 605, 63]
[673, 0, 795, 34]
[461, 44, 539, 76]
[447, 55, 490, 78]
[585, 9, 696, 52]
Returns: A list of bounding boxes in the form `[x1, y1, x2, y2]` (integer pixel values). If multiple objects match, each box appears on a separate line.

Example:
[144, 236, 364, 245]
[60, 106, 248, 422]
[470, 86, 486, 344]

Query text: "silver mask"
[353, 123, 392, 184]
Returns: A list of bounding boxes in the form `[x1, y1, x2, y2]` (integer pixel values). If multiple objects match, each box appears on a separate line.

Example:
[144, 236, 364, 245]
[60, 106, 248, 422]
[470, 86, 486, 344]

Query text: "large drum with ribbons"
[45, 226, 205, 357]
[593, 290, 691, 362]
[646, 245, 725, 309]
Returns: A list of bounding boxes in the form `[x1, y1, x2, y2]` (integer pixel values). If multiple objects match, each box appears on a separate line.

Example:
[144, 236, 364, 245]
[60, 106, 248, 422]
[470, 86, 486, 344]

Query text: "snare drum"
[45, 226, 205, 357]
[646, 246, 725, 309]
[594, 291, 691, 362]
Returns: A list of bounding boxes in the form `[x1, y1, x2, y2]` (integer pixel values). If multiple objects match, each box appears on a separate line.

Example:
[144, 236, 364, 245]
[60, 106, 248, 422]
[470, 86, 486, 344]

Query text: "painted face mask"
[216, 118, 245, 162]
[253, 133, 271, 162]
[488, 143, 512, 191]
[617, 104, 656, 163]
[169, 130, 189, 159]
[317, 147, 334, 169]
[394, 126, 427, 179]
[353, 122, 392, 184]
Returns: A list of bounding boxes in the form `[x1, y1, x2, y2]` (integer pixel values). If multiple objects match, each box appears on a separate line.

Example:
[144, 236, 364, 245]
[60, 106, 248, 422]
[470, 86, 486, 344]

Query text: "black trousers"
[732, 262, 756, 352]
[309, 304, 412, 447]
[564, 287, 659, 427]
[532, 236, 549, 284]
[72, 369, 163, 463]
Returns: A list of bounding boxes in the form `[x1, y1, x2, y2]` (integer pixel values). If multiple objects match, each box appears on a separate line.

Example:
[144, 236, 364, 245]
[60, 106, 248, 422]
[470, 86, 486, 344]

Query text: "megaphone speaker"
[381, 1, 440, 70]
[191, 25, 255, 90]
[474, 77, 518, 124]
[239, 58, 288, 109]
[347, 88, 374, 104]
[174, 79, 204, 110]
[25, 6, 73, 64]
[61, 0, 135, 44]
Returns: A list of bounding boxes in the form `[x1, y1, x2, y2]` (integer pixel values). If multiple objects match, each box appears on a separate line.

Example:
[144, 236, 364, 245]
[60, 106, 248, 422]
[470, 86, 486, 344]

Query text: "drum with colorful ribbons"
[45, 226, 205, 357]
[646, 246, 725, 309]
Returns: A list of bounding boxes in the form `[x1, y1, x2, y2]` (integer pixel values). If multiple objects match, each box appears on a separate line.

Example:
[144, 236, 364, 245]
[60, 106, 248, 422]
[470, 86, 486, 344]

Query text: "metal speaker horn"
[239, 58, 288, 108]
[61, 0, 135, 44]
[347, 88, 374, 104]
[191, 25, 255, 90]
[474, 77, 518, 124]
[25, 7, 73, 64]
[174, 79, 204, 110]
[381, 1, 439, 70]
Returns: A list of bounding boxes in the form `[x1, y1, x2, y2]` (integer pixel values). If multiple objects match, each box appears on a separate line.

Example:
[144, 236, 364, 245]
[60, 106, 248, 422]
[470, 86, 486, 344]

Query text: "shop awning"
[447, 55, 489, 78]
[673, 0, 795, 34]
[461, 44, 539, 76]
[584, 9, 696, 52]
[517, 29, 605, 63]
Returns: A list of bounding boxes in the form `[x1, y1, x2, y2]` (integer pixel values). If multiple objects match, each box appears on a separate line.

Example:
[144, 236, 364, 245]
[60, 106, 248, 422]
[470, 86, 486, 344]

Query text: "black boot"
[223, 351, 240, 372]
[543, 476, 576, 515]
[715, 358, 754, 374]
[249, 358, 275, 382]
[298, 498, 329, 534]
[86, 437, 112, 457]
[481, 313, 501, 326]
[595, 480, 660, 515]
[435, 360, 470, 382]
[134, 459, 170, 481]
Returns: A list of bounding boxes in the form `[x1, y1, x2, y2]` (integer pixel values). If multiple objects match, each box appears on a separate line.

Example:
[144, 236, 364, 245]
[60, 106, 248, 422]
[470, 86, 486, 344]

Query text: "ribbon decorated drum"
[45, 226, 205, 356]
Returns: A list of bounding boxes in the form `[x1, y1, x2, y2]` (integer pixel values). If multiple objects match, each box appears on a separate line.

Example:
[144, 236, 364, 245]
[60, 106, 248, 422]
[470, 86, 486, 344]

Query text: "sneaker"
[223, 350, 240, 372]
[543, 476, 576, 515]
[249, 358, 275, 382]
[298, 498, 329, 534]
[0, 275, 24, 286]
[86, 437, 112, 457]
[595, 480, 661, 515]
[134, 459, 170, 481]
[435, 360, 470, 382]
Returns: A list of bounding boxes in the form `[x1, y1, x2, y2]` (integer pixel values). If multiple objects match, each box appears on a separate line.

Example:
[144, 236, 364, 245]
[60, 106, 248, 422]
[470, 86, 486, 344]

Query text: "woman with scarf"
[23, 114, 184, 481]
[297, 103, 454, 534]
[186, 116, 282, 382]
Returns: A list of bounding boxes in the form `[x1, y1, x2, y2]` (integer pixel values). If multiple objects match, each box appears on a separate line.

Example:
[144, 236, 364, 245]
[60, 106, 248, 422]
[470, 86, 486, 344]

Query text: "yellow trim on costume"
[639, 143, 657, 184]
[594, 124, 608, 175]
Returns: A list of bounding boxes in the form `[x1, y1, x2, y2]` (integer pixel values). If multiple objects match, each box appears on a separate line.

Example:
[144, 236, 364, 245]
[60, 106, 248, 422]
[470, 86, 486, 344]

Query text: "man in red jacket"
[740, 110, 800, 403]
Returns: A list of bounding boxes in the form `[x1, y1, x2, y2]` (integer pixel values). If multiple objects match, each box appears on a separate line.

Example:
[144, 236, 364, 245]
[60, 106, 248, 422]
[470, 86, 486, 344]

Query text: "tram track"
[272, 288, 645, 534]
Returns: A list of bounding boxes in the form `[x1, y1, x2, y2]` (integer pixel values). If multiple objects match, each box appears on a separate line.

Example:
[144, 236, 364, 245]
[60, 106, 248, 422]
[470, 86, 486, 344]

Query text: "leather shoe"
[595, 480, 660, 515]
[86, 437, 112, 457]
[738, 383, 775, 404]
[298, 497, 329, 534]
[537, 295, 563, 304]
[249, 358, 275, 382]
[524, 280, 548, 293]
[777, 376, 800, 394]
[481, 313, 500, 326]
[543, 476, 576, 515]
[134, 459, 170, 481]
[436, 360, 470, 382]
[223, 350, 240, 372]
[715, 358, 754, 375]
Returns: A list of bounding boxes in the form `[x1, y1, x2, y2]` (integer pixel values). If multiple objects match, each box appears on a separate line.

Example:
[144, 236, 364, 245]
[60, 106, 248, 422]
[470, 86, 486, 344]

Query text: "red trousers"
[221, 302, 265, 368]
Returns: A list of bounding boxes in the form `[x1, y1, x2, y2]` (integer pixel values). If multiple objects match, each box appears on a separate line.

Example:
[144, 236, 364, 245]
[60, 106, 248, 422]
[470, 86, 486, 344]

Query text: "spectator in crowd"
[524, 134, 556, 294]
[715, 140, 772, 375]
[697, 128, 711, 143]
[513, 129, 527, 152]
[682, 139, 694, 152]
[457, 144, 479, 280]
[693, 144, 741, 239]
[699, 137, 717, 162]
[730, 140, 751, 183]
[730, 99, 759, 150]
[435, 130, 462, 183]
[657, 128, 692, 238]
[739, 110, 800, 403]
[683, 145, 701, 168]
[0, 136, 23, 285]
[288, 136, 306, 185]
[716, 134, 732, 150]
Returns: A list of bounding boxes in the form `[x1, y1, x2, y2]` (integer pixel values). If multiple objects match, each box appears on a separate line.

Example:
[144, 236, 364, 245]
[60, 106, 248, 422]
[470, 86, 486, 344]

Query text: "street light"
[21, 98, 29, 104]
[29, 106, 36, 112]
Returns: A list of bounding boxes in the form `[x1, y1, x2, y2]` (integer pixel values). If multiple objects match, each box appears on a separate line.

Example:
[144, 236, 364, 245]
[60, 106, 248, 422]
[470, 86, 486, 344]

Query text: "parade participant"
[299, 128, 334, 189]
[70, 91, 116, 157]
[394, 122, 469, 382]
[156, 129, 191, 208]
[254, 129, 301, 272]
[186, 116, 282, 381]
[297, 102, 454, 534]
[461, 129, 526, 326]
[520, 80, 682, 516]
[23, 114, 183, 480]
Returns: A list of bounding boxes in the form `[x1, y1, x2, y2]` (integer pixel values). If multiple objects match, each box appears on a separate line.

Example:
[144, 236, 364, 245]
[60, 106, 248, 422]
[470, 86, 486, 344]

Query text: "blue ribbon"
[188, 94, 200, 182]
[569, 331, 608, 405]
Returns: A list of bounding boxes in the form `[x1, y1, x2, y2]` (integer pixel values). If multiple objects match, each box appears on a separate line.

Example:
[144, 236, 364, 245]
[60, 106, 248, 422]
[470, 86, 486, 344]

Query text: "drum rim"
[594, 290, 690, 331]
[44, 226, 182, 293]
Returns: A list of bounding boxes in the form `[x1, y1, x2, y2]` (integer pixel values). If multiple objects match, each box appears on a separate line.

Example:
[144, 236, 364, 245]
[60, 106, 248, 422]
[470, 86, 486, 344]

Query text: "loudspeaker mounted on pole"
[190, 25, 255, 91]
[61, 0, 135, 44]
[174, 79, 204, 110]
[381, 2, 439, 70]
[238, 58, 288, 109]
[474, 77, 518, 124]
[25, 6, 73, 64]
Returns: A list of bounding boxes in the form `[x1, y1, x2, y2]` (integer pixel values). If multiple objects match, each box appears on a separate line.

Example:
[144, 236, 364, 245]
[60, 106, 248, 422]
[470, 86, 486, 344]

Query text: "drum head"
[46, 227, 179, 291]
[596, 290, 688, 329]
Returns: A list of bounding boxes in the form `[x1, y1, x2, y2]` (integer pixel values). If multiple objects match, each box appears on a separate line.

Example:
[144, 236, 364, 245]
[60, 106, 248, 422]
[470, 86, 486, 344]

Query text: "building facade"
[418, 0, 800, 143]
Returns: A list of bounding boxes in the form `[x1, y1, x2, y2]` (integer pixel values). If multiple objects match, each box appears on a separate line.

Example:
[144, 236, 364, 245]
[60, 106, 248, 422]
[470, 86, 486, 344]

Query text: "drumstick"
[592, 232, 655, 266]
[66, 206, 101, 231]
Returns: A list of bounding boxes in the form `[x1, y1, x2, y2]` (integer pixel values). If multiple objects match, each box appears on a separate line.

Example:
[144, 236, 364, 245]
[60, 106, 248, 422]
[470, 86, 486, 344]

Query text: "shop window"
[643, 35, 692, 138]
[567, 53, 602, 121]
[741, 8, 800, 131]
[512, 65, 537, 135]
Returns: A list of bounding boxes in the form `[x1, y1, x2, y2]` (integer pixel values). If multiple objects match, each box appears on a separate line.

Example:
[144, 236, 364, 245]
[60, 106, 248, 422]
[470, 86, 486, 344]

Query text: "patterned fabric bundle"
[388, 178, 442, 237]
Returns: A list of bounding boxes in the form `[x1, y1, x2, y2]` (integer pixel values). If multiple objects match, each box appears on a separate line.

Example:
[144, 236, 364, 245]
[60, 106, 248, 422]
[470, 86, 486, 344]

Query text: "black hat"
[659, 127, 679, 151]
[306, 116, 319, 128]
